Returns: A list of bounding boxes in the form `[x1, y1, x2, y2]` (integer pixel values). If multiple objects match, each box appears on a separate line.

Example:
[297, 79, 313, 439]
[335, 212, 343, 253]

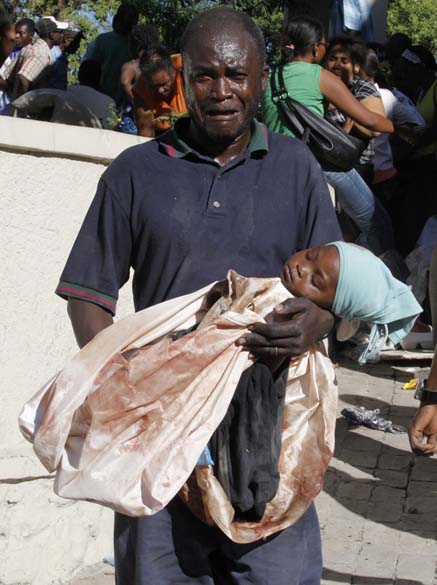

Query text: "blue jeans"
[324, 168, 394, 255]
[114, 499, 322, 584]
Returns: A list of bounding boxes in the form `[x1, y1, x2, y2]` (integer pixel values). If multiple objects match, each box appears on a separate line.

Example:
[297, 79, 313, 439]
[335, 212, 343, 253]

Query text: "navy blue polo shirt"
[56, 118, 341, 314]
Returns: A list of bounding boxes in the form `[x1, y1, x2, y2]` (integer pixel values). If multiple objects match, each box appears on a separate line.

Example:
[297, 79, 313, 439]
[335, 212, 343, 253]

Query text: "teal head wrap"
[330, 242, 422, 364]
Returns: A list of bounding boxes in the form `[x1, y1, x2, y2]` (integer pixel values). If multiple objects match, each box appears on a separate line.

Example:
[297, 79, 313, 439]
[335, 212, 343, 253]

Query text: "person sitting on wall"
[48, 20, 83, 91]
[120, 23, 160, 106]
[132, 45, 187, 137]
[0, 19, 15, 68]
[2, 16, 66, 100]
[0, 18, 35, 110]
[87, 3, 139, 110]
[67, 60, 117, 130]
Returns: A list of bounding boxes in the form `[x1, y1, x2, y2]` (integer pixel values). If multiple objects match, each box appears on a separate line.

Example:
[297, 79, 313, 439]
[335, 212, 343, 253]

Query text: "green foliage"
[7, 0, 286, 82]
[387, 0, 437, 54]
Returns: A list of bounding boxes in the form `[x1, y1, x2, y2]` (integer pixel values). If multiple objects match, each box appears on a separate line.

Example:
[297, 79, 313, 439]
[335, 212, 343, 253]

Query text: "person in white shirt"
[359, 49, 425, 183]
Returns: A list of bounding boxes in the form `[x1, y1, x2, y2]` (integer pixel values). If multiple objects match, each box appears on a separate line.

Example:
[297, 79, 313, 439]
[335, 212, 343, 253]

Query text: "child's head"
[280, 245, 339, 309]
[281, 242, 423, 362]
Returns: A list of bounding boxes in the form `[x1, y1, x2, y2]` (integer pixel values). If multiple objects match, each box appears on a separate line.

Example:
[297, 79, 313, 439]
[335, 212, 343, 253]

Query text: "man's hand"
[236, 297, 335, 358]
[408, 404, 437, 455]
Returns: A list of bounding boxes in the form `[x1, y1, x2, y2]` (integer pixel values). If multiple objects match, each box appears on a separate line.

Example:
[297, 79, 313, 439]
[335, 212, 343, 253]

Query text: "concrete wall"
[0, 117, 148, 585]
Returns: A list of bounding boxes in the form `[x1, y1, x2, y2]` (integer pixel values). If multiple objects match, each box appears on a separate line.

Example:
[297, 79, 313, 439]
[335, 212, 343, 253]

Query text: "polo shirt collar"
[158, 117, 269, 159]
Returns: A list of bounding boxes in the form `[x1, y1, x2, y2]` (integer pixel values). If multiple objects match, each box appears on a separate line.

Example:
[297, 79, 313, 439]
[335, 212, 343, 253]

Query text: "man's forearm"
[17, 74, 30, 98]
[67, 298, 113, 348]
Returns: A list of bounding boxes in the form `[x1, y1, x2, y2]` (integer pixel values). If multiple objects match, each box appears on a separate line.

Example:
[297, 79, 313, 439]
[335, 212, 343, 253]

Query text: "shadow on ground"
[323, 567, 425, 584]
[323, 406, 437, 540]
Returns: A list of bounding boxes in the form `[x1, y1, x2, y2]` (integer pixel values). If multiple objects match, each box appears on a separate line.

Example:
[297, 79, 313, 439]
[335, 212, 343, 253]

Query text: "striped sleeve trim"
[55, 281, 117, 313]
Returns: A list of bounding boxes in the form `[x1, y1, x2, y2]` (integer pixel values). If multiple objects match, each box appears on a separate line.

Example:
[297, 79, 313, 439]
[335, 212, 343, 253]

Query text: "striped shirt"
[3, 38, 51, 99]
[326, 77, 381, 165]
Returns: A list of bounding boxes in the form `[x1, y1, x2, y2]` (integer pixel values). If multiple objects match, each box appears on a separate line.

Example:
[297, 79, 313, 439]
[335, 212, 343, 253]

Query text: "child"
[280, 241, 422, 364]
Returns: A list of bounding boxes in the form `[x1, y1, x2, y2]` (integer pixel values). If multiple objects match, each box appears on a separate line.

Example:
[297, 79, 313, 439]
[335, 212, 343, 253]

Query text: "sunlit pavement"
[320, 359, 437, 585]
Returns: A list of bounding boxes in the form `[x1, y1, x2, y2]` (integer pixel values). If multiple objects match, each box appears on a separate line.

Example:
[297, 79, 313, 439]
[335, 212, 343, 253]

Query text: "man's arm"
[67, 298, 113, 349]
[408, 350, 437, 454]
[350, 96, 386, 138]
[133, 101, 155, 137]
[120, 61, 137, 105]
[17, 74, 30, 97]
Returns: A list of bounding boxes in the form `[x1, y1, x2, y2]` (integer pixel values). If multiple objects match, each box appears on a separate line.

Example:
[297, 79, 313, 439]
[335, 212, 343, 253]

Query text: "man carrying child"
[56, 7, 341, 584]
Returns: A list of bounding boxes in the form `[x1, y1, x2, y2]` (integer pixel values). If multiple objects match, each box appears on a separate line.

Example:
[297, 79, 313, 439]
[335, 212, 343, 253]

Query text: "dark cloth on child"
[210, 362, 288, 522]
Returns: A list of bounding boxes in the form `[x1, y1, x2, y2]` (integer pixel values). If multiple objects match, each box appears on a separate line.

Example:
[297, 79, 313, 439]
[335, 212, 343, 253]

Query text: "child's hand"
[236, 297, 334, 358]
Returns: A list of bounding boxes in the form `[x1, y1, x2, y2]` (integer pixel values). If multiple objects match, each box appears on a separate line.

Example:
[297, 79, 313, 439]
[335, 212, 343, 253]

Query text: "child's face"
[281, 246, 340, 309]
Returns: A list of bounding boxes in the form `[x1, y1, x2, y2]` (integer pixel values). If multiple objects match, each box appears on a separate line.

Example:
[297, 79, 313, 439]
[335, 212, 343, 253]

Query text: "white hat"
[44, 15, 69, 30]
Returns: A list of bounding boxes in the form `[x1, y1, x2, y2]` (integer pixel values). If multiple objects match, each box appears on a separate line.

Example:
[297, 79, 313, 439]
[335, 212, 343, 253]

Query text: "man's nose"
[210, 77, 232, 100]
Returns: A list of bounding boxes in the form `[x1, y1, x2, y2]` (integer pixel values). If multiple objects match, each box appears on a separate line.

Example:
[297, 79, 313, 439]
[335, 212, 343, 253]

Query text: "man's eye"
[230, 72, 247, 80]
[195, 74, 212, 82]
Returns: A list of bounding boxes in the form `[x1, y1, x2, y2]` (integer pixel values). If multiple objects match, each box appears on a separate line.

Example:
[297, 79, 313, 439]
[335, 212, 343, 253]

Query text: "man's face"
[326, 46, 356, 85]
[183, 31, 268, 144]
[50, 30, 63, 46]
[15, 24, 33, 48]
[3, 23, 15, 45]
[147, 67, 176, 100]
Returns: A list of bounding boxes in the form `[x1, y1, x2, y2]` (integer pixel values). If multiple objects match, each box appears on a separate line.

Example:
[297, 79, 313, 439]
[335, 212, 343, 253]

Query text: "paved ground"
[67, 358, 437, 585]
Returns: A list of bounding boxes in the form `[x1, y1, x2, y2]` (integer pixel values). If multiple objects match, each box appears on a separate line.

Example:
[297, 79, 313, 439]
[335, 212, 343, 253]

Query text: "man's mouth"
[206, 109, 239, 121]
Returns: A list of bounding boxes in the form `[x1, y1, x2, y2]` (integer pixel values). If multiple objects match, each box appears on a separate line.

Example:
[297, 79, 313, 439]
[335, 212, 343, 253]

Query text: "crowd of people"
[8, 3, 437, 584]
[1, 5, 436, 265]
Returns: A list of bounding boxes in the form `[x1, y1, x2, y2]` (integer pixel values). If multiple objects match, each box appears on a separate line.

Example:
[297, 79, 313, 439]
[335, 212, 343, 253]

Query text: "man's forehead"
[184, 30, 258, 66]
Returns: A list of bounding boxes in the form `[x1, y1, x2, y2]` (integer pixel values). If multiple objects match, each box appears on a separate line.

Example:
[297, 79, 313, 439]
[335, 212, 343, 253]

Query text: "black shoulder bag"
[270, 65, 365, 172]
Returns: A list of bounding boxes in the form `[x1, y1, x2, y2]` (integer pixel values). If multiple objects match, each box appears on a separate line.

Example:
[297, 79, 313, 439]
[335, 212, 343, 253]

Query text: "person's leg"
[114, 498, 216, 585]
[324, 168, 394, 255]
[214, 503, 322, 585]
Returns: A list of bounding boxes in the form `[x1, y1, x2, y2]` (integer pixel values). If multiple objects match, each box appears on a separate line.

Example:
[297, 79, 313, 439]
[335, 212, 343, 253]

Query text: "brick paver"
[66, 360, 437, 585]
[320, 360, 437, 585]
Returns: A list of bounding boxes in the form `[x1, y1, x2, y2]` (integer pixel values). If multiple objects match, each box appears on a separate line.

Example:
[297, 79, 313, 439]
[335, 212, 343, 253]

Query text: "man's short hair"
[129, 23, 160, 57]
[113, 3, 139, 35]
[180, 7, 265, 69]
[139, 45, 173, 80]
[15, 18, 36, 34]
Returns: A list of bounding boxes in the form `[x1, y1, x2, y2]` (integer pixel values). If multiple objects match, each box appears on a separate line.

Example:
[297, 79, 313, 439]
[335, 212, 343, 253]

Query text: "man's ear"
[260, 64, 270, 92]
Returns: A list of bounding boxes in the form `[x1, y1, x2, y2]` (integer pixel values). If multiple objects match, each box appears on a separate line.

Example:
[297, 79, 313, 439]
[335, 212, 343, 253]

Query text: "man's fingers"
[248, 320, 302, 340]
[244, 345, 293, 358]
[274, 297, 312, 315]
[409, 428, 437, 455]
[425, 434, 437, 453]
[409, 430, 426, 452]
[239, 332, 300, 349]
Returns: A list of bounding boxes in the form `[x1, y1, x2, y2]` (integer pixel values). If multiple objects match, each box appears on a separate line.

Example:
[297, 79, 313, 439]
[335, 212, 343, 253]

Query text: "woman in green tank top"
[262, 17, 393, 137]
[262, 16, 396, 256]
